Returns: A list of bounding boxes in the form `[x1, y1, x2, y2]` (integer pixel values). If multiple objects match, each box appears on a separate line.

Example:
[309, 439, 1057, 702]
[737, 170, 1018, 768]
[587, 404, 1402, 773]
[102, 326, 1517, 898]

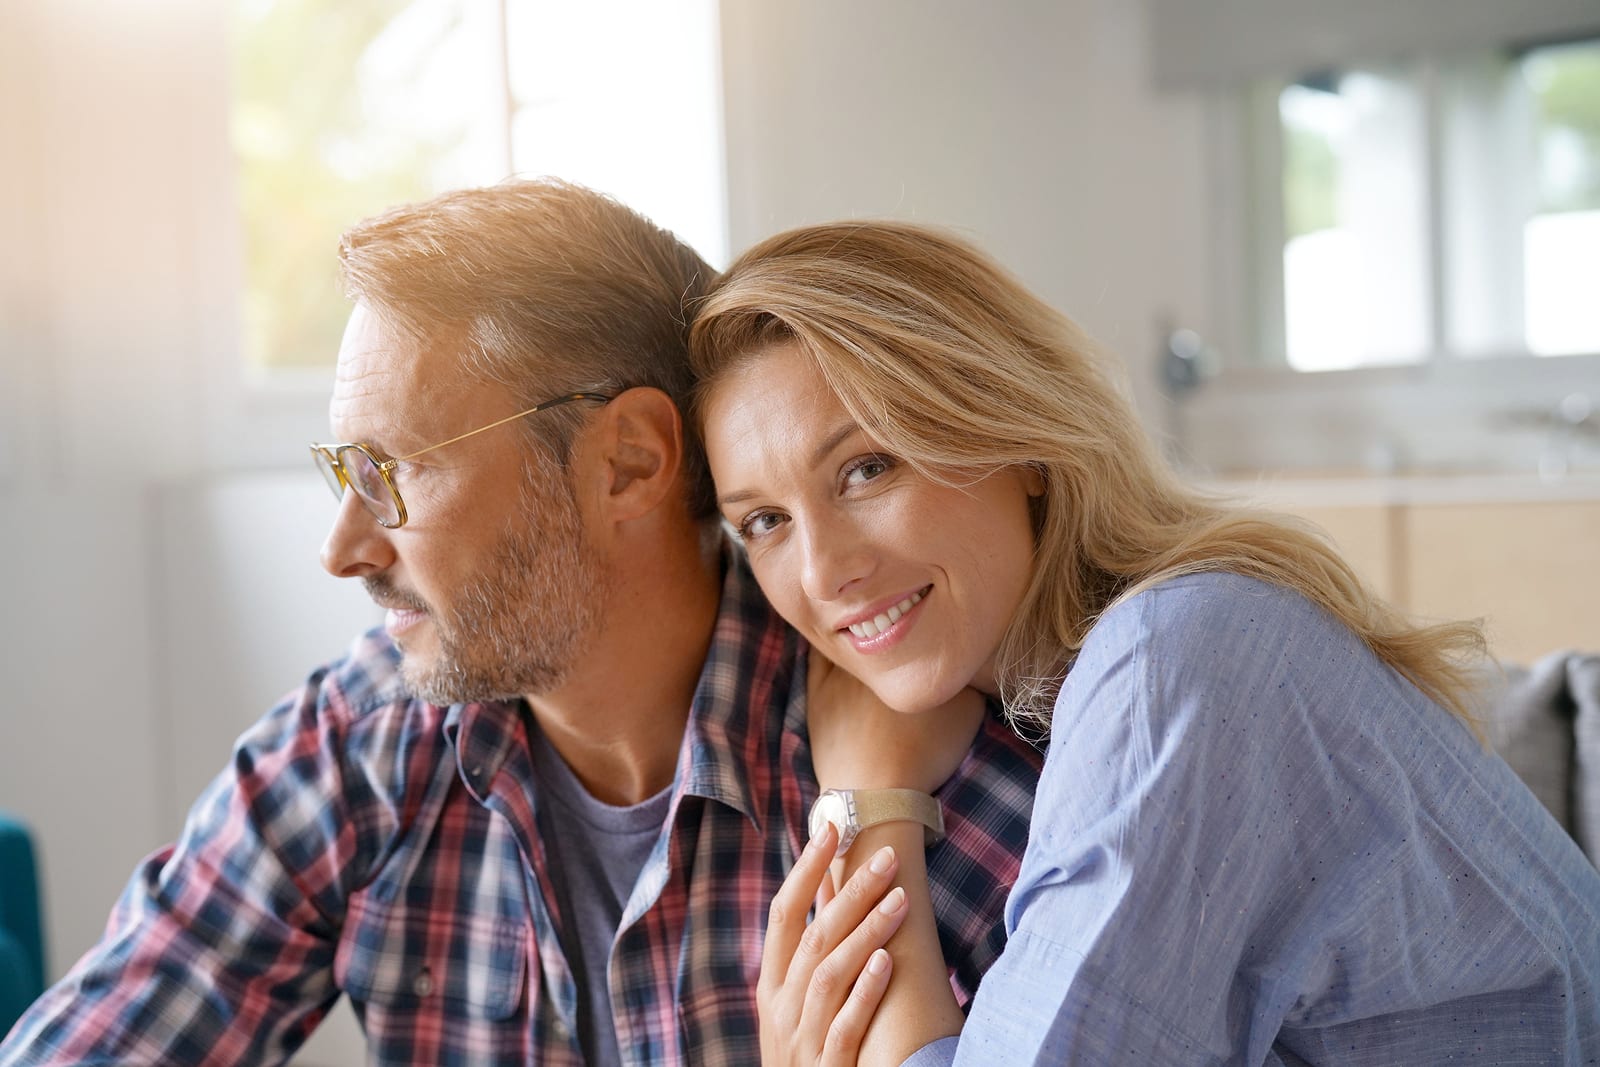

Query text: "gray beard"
[391, 463, 607, 706]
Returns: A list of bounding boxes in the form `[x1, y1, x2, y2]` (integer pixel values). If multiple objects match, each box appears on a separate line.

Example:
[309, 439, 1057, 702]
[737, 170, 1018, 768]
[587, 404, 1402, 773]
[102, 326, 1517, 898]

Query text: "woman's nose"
[797, 514, 876, 603]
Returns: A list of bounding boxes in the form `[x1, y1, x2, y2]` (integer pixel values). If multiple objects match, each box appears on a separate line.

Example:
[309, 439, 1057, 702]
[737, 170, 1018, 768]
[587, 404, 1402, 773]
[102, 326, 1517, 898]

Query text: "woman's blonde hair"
[688, 220, 1486, 735]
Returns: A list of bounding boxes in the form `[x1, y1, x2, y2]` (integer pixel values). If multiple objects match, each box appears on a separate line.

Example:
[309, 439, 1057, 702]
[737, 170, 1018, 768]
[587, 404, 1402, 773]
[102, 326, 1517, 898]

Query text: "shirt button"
[413, 968, 435, 997]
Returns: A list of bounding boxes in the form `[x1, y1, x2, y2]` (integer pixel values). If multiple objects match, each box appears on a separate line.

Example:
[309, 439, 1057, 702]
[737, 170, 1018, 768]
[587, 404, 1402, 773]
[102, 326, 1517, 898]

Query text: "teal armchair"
[0, 813, 45, 1037]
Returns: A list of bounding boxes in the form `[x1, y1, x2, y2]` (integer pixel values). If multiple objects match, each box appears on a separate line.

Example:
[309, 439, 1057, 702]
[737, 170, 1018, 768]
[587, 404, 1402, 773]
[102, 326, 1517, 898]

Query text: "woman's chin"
[872, 676, 978, 717]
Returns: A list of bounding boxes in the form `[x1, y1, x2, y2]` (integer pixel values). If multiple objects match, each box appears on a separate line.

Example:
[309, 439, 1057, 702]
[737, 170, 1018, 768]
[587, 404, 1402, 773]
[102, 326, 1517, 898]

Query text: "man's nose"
[319, 491, 395, 579]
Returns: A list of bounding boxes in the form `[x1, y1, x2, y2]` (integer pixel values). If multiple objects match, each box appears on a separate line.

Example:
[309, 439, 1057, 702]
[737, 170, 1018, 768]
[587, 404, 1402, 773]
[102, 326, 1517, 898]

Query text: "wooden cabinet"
[1210, 476, 1600, 665]
[1404, 500, 1600, 664]
[1291, 504, 1399, 603]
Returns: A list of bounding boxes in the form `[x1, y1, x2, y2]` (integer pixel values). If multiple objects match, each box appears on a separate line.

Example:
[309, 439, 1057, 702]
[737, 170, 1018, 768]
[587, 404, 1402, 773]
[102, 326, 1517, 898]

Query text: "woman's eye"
[735, 510, 787, 541]
[843, 454, 893, 488]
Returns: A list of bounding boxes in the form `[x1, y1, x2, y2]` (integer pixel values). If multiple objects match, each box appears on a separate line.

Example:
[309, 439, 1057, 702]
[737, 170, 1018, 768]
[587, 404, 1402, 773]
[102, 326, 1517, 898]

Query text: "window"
[1146, 2, 1600, 475]
[1259, 38, 1600, 374]
[1522, 39, 1600, 356]
[1276, 71, 1430, 371]
[230, 0, 725, 376]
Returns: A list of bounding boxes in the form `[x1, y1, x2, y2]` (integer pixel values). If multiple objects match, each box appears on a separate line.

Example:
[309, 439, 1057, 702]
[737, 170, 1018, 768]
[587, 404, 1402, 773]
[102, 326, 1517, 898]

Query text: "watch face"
[809, 791, 851, 844]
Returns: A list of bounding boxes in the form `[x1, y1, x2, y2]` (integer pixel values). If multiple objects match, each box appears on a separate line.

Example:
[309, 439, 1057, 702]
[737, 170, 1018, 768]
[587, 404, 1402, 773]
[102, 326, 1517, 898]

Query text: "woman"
[688, 220, 1600, 1065]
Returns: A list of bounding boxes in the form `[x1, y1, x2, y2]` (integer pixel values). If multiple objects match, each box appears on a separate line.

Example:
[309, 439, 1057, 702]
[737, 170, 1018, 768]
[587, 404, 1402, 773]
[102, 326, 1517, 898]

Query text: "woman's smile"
[837, 584, 930, 649]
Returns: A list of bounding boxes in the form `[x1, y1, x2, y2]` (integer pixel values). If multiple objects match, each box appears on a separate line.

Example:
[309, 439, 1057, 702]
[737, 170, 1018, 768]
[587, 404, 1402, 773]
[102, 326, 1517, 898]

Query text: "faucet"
[1538, 393, 1595, 480]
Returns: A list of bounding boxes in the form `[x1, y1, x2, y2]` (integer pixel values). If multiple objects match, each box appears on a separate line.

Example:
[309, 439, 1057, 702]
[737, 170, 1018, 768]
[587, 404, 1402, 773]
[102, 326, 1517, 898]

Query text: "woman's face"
[702, 342, 1041, 714]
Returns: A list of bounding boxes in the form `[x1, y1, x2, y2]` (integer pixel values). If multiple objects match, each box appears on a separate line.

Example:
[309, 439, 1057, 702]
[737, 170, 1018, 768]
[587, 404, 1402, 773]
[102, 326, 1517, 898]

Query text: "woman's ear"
[1022, 462, 1047, 498]
[1023, 463, 1049, 538]
[589, 387, 685, 522]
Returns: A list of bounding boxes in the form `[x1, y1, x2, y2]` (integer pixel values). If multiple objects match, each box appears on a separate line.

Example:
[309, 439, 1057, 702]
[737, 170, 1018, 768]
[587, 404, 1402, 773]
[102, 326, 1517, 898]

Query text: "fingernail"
[877, 886, 906, 915]
[867, 948, 890, 975]
[868, 845, 895, 874]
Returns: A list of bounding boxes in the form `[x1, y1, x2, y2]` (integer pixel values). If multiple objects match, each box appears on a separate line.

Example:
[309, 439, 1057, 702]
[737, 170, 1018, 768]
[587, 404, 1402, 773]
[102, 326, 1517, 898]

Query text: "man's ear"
[588, 387, 684, 523]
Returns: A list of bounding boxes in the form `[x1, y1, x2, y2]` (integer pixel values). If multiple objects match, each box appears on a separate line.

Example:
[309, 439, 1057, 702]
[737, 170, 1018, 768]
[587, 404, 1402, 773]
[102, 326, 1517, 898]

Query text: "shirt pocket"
[335, 890, 530, 1021]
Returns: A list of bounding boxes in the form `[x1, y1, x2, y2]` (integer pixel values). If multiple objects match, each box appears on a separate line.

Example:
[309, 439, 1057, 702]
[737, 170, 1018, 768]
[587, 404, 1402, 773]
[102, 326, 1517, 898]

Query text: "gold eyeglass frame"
[310, 391, 614, 529]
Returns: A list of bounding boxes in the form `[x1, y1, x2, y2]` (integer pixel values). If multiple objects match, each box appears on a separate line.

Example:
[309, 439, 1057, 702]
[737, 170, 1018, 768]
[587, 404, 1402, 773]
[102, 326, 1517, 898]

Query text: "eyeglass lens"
[313, 449, 344, 499]
[317, 446, 402, 527]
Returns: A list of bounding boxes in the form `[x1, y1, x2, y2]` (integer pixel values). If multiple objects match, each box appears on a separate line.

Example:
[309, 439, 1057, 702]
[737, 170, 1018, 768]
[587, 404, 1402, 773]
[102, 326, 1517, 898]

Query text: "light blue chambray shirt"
[907, 572, 1600, 1066]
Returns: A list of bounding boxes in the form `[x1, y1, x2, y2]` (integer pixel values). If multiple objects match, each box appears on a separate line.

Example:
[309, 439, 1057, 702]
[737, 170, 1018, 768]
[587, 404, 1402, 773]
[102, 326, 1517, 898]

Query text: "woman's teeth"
[847, 589, 925, 639]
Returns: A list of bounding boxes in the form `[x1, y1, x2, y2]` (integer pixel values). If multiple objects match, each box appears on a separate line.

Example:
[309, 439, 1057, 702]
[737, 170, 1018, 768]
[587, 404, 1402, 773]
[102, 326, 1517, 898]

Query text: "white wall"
[718, 0, 1211, 434]
[0, 490, 167, 968]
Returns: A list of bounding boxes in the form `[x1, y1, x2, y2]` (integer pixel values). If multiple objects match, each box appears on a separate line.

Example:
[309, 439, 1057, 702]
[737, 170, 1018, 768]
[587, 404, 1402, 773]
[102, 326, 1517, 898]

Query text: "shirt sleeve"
[945, 575, 1406, 1066]
[900, 1035, 960, 1067]
[0, 651, 402, 1067]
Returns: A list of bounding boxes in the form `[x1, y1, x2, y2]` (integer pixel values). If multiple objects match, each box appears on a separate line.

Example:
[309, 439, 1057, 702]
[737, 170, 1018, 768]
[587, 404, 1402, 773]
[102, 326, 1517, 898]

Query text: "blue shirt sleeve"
[899, 1036, 959, 1067]
[933, 572, 1600, 1066]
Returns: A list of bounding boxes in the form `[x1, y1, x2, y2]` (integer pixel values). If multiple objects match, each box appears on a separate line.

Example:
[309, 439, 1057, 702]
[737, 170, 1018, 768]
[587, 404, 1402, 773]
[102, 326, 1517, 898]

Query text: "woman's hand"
[806, 647, 987, 793]
[760, 824, 910, 1066]
[786, 650, 975, 1066]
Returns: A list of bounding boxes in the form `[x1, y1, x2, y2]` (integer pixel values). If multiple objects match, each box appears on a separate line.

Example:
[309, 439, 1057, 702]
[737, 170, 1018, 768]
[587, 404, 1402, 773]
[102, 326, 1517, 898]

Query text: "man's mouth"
[364, 577, 428, 615]
[364, 578, 431, 640]
[385, 606, 428, 638]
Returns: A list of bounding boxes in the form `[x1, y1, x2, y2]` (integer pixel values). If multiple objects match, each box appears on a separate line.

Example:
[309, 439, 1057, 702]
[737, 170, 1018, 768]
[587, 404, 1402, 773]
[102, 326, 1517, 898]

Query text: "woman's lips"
[840, 586, 931, 653]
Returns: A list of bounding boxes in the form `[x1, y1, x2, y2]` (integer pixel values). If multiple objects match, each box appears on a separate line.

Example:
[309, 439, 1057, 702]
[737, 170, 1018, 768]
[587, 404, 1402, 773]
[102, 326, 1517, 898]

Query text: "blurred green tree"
[232, 0, 466, 371]
[1527, 39, 1600, 213]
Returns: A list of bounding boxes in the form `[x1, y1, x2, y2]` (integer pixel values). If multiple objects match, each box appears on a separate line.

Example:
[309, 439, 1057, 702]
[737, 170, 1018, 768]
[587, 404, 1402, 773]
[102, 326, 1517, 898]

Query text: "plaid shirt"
[0, 555, 1041, 1066]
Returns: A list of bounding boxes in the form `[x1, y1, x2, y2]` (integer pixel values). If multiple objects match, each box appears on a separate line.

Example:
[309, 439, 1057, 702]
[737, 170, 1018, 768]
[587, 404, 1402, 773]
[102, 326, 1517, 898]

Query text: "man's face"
[320, 306, 608, 704]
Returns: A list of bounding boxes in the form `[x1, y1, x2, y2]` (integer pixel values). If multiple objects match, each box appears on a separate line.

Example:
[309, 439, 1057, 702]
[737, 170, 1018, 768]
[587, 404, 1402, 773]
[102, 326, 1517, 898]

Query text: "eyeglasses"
[310, 391, 613, 528]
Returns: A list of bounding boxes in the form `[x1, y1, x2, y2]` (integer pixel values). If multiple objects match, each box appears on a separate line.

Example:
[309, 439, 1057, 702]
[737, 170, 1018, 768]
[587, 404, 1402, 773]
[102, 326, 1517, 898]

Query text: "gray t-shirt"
[529, 727, 672, 1067]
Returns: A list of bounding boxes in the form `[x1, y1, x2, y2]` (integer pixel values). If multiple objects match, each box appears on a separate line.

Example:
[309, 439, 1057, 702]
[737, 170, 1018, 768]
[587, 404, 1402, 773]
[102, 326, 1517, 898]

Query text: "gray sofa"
[1476, 652, 1600, 864]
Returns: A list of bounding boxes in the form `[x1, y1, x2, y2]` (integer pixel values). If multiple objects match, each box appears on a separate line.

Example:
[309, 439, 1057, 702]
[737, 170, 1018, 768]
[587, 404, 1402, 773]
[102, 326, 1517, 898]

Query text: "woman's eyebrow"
[806, 422, 860, 469]
[715, 421, 863, 509]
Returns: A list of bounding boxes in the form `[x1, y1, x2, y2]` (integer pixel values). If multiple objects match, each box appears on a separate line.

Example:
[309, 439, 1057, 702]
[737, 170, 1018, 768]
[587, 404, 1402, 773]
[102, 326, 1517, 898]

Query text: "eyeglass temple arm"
[393, 392, 613, 462]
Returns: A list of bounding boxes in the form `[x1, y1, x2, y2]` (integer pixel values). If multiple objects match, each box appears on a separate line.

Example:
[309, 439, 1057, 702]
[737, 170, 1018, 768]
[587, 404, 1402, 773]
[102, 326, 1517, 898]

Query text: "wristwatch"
[807, 788, 944, 857]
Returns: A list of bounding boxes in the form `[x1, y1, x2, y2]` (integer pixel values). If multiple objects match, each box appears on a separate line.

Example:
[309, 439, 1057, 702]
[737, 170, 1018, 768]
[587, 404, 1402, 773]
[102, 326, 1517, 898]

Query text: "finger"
[800, 847, 900, 964]
[791, 847, 902, 999]
[804, 882, 908, 1025]
[814, 866, 837, 914]
[762, 822, 839, 993]
[822, 948, 893, 1066]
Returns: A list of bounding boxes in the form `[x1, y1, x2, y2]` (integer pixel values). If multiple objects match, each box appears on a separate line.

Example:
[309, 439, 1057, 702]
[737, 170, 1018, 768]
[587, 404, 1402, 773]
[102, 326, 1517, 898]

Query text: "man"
[0, 180, 1041, 1065]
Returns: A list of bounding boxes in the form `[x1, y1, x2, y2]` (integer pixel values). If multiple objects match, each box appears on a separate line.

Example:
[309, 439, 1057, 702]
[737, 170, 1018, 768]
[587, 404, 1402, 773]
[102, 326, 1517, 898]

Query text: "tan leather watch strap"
[849, 788, 944, 845]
